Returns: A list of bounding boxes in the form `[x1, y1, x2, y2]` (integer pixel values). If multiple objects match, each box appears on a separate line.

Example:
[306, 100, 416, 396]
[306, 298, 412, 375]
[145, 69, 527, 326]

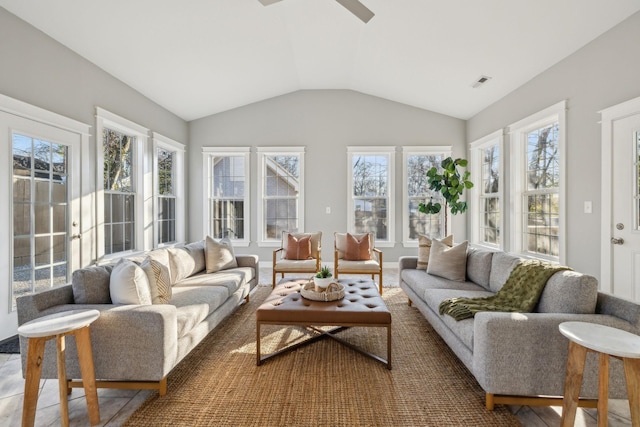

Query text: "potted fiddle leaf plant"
[418, 157, 474, 236]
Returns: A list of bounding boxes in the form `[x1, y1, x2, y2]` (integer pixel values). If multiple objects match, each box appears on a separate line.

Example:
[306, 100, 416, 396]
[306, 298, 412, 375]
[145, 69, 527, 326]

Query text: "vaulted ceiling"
[2, 0, 639, 121]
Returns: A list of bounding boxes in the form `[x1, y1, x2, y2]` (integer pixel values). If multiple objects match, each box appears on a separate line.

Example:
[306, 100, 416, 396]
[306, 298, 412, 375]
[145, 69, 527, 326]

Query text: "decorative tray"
[300, 282, 345, 302]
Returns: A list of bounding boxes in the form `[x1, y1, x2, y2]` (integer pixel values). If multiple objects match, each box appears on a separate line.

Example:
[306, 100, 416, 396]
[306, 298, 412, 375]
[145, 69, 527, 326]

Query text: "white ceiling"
[2, 0, 640, 122]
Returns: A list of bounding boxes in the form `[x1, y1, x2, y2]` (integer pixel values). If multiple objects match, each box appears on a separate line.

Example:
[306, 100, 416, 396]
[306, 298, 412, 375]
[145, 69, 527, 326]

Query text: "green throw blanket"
[439, 259, 570, 321]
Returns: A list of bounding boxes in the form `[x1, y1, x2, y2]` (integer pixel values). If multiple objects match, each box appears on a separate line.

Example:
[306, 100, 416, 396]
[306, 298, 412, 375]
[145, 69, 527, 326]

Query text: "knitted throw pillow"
[284, 234, 312, 260]
[344, 232, 371, 261]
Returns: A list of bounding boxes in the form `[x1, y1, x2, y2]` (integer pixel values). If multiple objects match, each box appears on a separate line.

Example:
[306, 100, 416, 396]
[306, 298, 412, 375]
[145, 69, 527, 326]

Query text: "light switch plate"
[584, 201, 592, 214]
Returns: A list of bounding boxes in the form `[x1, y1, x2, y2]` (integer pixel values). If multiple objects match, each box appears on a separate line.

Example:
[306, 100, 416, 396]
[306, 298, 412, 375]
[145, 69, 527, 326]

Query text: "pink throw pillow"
[285, 234, 312, 260]
[344, 233, 371, 261]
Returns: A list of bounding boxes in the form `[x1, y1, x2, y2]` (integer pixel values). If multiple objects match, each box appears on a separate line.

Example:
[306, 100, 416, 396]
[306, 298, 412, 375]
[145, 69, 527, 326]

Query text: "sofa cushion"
[169, 240, 206, 283]
[72, 265, 113, 304]
[273, 258, 318, 272]
[423, 288, 494, 351]
[109, 259, 153, 305]
[174, 267, 254, 297]
[417, 235, 453, 270]
[401, 269, 488, 299]
[205, 236, 238, 273]
[466, 248, 494, 290]
[170, 285, 229, 338]
[537, 270, 598, 314]
[489, 252, 520, 292]
[427, 240, 469, 281]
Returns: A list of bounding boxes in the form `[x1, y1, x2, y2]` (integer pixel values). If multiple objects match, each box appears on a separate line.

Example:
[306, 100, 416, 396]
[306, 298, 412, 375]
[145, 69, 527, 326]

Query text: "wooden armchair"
[333, 232, 383, 294]
[272, 231, 322, 288]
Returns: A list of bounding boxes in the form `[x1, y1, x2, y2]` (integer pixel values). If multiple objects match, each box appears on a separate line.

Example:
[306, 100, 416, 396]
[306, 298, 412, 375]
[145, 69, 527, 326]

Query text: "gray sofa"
[399, 247, 640, 409]
[17, 240, 258, 396]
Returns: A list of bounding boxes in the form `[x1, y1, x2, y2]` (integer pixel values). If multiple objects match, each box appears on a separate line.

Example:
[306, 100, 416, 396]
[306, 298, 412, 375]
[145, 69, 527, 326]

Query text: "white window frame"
[401, 146, 451, 247]
[508, 101, 566, 263]
[257, 146, 305, 247]
[469, 130, 504, 250]
[202, 147, 251, 247]
[96, 107, 150, 260]
[153, 132, 185, 248]
[347, 146, 395, 247]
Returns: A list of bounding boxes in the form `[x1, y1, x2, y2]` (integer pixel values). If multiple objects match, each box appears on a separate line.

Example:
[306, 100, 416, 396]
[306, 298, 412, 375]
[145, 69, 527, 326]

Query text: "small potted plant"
[314, 266, 333, 291]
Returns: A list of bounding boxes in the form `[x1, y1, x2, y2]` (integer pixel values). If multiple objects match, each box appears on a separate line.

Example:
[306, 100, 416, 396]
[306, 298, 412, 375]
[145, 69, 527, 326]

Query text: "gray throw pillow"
[72, 265, 113, 304]
[426, 240, 469, 282]
[205, 236, 238, 273]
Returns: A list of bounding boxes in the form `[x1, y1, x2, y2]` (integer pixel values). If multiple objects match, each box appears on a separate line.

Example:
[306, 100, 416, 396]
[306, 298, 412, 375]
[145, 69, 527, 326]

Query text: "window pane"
[353, 155, 387, 197]
[35, 180, 50, 203]
[212, 199, 244, 239]
[408, 198, 442, 239]
[103, 128, 134, 192]
[525, 193, 559, 256]
[13, 203, 30, 236]
[407, 154, 441, 197]
[33, 139, 50, 179]
[34, 236, 50, 266]
[158, 148, 174, 195]
[354, 198, 387, 239]
[527, 123, 559, 190]
[13, 134, 32, 174]
[34, 204, 50, 234]
[13, 177, 30, 202]
[34, 267, 51, 294]
[53, 235, 67, 263]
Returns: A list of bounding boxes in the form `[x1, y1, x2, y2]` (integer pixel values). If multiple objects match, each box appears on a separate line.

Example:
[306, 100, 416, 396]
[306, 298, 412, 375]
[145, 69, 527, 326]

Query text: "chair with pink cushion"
[333, 232, 383, 294]
[272, 231, 322, 288]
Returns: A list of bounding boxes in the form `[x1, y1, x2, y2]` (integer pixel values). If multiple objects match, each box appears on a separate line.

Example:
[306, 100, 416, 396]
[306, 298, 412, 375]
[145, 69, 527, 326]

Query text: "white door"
[601, 96, 640, 302]
[0, 111, 83, 340]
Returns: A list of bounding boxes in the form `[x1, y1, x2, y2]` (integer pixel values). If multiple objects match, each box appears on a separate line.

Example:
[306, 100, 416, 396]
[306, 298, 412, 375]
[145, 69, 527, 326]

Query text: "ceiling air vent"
[472, 75, 492, 89]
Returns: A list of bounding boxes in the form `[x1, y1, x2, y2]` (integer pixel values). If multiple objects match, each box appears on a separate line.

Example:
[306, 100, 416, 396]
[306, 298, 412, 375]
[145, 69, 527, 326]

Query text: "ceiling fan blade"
[335, 0, 375, 23]
[258, 0, 283, 6]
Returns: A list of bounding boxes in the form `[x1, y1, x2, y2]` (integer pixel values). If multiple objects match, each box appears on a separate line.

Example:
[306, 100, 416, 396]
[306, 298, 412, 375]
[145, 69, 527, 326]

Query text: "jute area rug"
[124, 286, 520, 427]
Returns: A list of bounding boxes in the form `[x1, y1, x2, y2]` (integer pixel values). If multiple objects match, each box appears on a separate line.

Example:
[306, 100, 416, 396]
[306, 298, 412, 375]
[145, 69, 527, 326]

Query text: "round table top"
[559, 321, 640, 359]
[18, 309, 101, 338]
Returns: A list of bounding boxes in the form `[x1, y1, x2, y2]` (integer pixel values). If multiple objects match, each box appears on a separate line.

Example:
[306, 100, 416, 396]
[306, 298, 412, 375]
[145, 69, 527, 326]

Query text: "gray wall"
[467, 11, 640, 279]
[0, 7, 188, 266]
[189, 90, 466, 263]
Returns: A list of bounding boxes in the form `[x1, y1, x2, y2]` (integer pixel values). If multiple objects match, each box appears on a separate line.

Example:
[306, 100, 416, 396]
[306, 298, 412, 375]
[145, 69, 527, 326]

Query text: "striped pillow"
[417, 235, 453, 270]
[140, 257, 172, 304]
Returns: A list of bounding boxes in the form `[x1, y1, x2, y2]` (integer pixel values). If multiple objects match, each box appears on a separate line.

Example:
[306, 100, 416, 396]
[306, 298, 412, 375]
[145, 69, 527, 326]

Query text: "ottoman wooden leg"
[57, 335, 70, 427]
[623, 357, 640, 427]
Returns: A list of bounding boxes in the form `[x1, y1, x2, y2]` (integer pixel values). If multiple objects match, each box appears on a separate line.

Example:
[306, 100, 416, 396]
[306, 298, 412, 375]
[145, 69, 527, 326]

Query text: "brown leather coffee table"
[256, 278, 392, 369]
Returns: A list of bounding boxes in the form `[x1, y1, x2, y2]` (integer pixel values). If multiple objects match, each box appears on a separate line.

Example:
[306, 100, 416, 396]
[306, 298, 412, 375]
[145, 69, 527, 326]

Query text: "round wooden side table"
[559, 321, 640, 427]
[18, 309, 101, 427]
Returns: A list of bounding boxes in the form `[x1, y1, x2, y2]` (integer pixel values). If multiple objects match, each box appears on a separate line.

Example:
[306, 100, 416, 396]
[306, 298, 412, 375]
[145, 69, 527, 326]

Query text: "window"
[470, 131, 503, 248]
[347, 147, 395, 246]
[96, 108, 149, 258]
[203, 147, 250, 246]
[509, 101, 566, 262]
[257, 147, 305, 245]
[153, 133, 185, 247]
[402, 146, 450, 245]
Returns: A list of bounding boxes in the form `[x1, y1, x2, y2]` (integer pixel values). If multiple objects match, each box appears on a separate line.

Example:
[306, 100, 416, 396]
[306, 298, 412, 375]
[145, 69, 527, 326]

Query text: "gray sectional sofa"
[17, 240, 258, 396]
[399, 246, 640, 409]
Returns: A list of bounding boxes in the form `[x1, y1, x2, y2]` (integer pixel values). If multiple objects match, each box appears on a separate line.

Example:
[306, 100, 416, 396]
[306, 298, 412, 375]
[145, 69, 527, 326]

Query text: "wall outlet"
[584, 201, 592, 214]
[325, 207, 331, 214]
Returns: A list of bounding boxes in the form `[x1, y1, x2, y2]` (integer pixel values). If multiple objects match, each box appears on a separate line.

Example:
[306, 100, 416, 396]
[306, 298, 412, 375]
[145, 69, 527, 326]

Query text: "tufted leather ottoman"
[256, 278, 391, 369]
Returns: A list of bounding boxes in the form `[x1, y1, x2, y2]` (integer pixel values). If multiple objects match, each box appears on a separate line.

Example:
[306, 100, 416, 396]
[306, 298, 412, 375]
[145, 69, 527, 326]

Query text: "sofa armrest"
[21, 303, 179, 382]
[236, 254, 259, 286]
[473, 311, 631, 397]
[398, 256, 418, 271]
[16, 284, 75, 325]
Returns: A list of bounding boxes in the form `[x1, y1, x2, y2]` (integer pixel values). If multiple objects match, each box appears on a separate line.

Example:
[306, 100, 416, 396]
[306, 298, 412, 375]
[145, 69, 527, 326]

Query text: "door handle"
[611, 237, 624, 245]
[72, 233, 82, 240]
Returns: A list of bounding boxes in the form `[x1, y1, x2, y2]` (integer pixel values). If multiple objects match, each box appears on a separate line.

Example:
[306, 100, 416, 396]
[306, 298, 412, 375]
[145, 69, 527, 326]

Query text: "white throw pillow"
[110, 258, 153, 305]
[205, 236, 238, 273]
[426, 240, 469, 282]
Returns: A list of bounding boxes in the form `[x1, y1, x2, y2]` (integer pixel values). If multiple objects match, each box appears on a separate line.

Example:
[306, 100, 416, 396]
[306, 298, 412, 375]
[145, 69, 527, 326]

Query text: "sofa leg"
[159, 378, 167, 396]
[486, 393, 495, 410]
[407, 298, 412, 307]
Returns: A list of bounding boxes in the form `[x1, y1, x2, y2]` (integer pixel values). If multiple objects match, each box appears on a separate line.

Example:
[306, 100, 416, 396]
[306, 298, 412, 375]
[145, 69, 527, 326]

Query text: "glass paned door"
[12, 134, 69, 307]
[0, 110, 82, 341]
